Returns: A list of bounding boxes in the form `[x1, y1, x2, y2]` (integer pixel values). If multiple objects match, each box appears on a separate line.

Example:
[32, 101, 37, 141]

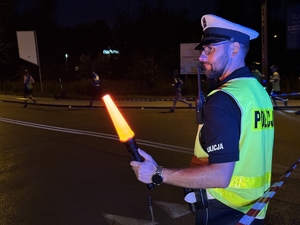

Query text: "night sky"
[18, 0, 216, 28]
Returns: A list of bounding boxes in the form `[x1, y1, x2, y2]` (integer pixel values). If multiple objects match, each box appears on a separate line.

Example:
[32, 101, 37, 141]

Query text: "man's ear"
[232, 42, 240, 55]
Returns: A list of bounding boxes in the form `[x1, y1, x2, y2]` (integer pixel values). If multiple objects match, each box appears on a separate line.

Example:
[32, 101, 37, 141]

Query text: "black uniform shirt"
[201, 67, 253, 164]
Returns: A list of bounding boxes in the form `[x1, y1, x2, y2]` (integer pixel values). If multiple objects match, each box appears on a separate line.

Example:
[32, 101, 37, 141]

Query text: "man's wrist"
[151, 166, 164, 185]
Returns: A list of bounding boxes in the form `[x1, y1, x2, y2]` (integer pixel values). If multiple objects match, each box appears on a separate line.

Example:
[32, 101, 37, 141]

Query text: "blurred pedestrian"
[170, 70, 192, 112]
[23, 69, 37, 108]
[89, 71, 101, 108]
[251, 62, 264, 85]
[270, 65, 288, 106]
[269, 65, 281, 94]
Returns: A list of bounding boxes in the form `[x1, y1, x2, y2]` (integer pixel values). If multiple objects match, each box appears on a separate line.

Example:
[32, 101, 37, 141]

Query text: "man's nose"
[199, 53, 206, 62]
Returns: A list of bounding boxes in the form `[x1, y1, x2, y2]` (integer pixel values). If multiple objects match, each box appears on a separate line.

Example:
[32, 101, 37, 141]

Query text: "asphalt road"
[0, 101, 299, 225]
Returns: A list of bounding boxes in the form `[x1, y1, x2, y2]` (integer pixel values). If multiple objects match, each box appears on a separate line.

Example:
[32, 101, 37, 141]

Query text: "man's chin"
[200, 64, 208, 70]
[201, 70, 210, 76]
[205, 72, 219, 80]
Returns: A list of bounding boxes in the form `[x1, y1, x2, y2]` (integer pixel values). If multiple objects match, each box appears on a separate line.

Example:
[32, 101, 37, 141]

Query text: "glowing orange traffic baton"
[102, 94, 155, 190]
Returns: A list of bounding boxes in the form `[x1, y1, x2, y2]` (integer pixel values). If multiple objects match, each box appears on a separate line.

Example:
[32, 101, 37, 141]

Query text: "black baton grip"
[124, 138, 155, 190]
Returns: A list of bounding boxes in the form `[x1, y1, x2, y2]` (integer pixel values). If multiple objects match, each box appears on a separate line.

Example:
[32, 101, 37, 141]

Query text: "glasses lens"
[199, 46, 210, 55]
[204, 46, 211, 55]
[200, 41, 230, 56]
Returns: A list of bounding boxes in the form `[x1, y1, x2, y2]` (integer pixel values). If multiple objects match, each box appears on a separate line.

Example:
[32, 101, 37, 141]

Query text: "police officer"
[130, 14, 274, 225]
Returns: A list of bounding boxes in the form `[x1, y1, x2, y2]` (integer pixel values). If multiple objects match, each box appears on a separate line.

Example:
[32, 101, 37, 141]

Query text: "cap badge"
[202, 17, 207, 28]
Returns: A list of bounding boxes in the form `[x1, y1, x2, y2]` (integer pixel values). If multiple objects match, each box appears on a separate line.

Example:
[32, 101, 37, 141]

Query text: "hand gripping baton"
[102, 94, 155, 190]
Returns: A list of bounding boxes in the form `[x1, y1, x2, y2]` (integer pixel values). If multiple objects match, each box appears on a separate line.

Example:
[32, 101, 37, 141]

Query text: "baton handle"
[196, 66, 205, 124]
[124, 138, 155, 190]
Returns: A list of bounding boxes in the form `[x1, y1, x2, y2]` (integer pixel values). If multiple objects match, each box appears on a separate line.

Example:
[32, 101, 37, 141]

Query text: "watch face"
[152, 174, 163, 185]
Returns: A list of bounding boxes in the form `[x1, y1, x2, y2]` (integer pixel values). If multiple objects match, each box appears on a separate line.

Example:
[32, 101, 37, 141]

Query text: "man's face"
[199, 42, 230, 79]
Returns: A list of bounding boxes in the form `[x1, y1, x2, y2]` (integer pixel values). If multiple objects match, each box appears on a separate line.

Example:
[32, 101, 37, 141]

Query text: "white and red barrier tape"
[237, 158, 300, 225]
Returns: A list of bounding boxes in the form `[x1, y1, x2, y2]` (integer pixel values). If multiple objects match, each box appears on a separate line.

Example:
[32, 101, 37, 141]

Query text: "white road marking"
[282, 110, 297, 113]
[15, 97, 27, 100]
[0, 117, 193, 154]
[154, 201, 190, 219]
[102, 213, 158, 225]
[275, 110, 300, 122]
[102, 201, 191, 224]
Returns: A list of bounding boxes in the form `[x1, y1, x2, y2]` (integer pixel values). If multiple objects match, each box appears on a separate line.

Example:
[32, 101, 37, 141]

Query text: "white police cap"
[195, 14, 259, 50]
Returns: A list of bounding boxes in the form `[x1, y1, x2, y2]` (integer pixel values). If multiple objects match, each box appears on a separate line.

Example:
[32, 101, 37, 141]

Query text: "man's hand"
[130, 149, 158, 184]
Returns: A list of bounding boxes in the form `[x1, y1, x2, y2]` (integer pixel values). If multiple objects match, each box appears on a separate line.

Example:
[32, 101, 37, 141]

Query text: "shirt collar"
[217, 66, 252, 87]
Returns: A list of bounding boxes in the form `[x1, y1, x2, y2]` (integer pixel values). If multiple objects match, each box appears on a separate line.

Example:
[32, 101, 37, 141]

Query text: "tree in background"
[113, 0, 199, 82]
[126, 49, 162, 89]
[1, 0, 299, 96]
[214, 0, 299, 77]
[0, 1, 20, 81]
[77, 53, 103, 79]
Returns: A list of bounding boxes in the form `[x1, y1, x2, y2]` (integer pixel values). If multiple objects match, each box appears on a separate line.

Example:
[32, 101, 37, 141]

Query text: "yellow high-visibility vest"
[194, 77, 274, 218]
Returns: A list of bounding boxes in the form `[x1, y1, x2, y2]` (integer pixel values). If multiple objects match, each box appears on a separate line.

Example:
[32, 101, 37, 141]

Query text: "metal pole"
[38, 66, 43, 94]
[34, 31, 43, 93]
[261, 0, 269, 91]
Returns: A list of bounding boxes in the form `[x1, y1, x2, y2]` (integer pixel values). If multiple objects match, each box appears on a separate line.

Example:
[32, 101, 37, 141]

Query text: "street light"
[65, 54, 68, 71]
[65, 54, 68, 64]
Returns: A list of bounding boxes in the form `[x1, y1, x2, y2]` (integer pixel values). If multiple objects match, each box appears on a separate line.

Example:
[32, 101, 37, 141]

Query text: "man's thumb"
[138, 149, 152, 161]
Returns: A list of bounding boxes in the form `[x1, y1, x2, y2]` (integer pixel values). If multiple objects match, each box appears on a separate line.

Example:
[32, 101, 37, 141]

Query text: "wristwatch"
[151, 166, 164, 185]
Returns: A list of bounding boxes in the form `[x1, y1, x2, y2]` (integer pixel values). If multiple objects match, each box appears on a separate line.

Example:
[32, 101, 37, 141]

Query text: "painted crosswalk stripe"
[102, 213, 158, 225]
[154, 201, 190, 219]
[102, 201, 190, 224]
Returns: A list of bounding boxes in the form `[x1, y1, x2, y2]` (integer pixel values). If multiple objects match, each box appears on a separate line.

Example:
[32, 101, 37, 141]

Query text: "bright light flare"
[102, 94, 134, 142]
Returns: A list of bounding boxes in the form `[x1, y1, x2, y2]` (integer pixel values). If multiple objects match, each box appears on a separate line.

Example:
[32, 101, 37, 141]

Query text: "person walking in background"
[270, 65, 281, 94]
[130, 14, 274, 225]
[23, 69, 37, 108]
[270, 65, 288, 106]
[170, 70, 192, 112]
[89, 71, 101, 108]
[251, 62, 264, 86]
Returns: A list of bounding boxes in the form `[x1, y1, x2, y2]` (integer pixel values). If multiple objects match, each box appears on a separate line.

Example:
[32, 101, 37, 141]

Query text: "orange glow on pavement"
[102, 95, 135, 142]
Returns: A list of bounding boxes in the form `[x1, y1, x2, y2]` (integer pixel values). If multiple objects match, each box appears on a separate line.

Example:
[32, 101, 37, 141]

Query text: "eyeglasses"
[199, 41, 231, 56]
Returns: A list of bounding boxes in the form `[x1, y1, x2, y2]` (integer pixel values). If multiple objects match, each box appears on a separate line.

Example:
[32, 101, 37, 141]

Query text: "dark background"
[0, 0, 300, 90]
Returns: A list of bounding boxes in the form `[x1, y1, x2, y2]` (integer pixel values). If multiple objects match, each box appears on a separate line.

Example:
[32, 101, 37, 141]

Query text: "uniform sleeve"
[201, 91, 241, 164]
